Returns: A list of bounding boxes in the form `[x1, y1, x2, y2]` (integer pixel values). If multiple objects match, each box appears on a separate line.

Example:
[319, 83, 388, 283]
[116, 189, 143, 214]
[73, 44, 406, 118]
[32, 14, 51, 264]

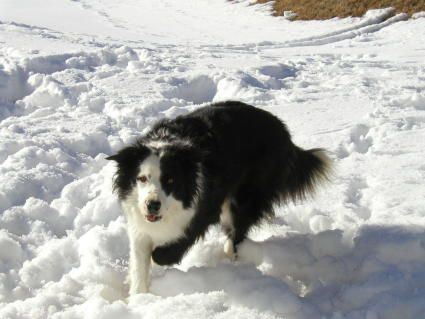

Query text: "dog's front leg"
[128, 233, 152, 295]
[152, 237, 192, 266]
[153, 193, 224, 266]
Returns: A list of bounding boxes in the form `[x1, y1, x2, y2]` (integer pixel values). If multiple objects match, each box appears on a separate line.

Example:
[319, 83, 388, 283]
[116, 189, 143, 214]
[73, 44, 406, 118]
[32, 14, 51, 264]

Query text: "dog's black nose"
[147, 200, 161, 214]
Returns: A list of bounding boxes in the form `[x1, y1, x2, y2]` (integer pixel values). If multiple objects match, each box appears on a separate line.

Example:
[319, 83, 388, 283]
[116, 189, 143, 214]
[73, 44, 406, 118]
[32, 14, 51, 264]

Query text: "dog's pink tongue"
[147, 214, 159, 222]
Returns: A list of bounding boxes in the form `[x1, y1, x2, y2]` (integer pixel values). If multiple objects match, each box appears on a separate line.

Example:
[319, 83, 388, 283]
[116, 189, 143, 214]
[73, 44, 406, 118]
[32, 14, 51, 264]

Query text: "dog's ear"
[106, 144, 150, 164]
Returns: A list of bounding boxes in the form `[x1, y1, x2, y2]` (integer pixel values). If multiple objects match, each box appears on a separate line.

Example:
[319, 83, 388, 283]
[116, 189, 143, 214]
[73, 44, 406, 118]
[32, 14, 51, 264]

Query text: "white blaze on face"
[136, 153, 163, 210]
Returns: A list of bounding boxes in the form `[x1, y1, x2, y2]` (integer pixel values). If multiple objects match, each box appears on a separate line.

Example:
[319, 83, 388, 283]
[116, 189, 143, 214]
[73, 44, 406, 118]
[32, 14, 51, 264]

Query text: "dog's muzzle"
[146, 200, 162, 222]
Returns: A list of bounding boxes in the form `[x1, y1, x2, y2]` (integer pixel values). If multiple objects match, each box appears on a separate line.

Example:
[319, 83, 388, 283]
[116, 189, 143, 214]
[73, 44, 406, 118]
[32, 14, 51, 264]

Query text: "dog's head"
[107, 142, 201, 223]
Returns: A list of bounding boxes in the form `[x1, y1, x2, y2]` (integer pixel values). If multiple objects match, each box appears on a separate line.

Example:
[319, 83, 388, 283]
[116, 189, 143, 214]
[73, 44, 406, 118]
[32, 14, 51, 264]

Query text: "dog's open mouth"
[146, 214, 162, 222]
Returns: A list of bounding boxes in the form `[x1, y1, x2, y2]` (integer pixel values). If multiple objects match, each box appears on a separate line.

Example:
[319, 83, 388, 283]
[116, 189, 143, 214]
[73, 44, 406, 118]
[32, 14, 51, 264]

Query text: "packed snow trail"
[1, 1, 425, 318]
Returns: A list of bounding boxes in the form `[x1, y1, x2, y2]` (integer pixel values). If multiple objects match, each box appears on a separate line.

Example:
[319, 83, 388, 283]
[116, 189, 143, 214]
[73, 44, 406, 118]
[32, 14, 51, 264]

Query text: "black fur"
[106, 143, 151, 200]
[108, 101, 331, 266]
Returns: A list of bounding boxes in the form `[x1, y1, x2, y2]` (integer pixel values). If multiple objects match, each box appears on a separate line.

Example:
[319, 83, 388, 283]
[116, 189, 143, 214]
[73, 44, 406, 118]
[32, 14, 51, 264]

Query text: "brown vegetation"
[256, 0, 425, 20]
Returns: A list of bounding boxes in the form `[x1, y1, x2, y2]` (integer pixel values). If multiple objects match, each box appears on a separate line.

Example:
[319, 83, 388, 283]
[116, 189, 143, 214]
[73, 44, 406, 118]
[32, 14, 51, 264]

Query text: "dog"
[107, 101, 331, 295]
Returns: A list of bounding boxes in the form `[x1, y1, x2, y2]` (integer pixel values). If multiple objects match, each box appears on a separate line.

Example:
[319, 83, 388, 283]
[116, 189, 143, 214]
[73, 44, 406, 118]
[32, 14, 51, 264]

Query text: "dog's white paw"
[224, 238, 236, 261]
[129, 280, 149, 296]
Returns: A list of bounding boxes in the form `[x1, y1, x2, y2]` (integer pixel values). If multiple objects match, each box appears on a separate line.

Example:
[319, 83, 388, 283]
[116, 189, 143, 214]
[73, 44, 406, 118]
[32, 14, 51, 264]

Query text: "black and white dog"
[107, 101, 331, 294]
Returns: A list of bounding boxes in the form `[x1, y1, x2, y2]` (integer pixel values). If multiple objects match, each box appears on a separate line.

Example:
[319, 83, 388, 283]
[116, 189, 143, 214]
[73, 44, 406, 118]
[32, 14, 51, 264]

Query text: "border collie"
[107, 101, 331, 295]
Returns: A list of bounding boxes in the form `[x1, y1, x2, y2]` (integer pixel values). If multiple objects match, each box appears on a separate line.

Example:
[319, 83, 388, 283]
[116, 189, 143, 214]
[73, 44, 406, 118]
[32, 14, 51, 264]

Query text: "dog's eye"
[167, 178, 174, 184]
[138, 175, 148, 183]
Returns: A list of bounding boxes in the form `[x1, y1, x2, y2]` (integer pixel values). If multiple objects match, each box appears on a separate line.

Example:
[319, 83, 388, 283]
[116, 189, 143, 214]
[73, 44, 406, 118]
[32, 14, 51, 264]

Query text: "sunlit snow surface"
[1, 1, 425, 318]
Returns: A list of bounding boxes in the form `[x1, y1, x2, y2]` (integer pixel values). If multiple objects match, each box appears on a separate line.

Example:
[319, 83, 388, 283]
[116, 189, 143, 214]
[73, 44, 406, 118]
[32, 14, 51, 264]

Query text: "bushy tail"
[284, 147, 333, 203]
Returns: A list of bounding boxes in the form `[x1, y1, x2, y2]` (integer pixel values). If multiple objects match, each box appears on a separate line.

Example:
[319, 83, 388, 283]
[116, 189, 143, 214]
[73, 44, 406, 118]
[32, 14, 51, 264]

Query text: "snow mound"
[162, 75, 217, 104]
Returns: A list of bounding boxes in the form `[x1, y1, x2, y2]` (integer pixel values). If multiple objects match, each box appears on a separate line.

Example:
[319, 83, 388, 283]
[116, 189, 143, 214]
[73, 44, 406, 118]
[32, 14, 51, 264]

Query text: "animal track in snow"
[336, 124, 373, 158]
[344, 177, 371, 220]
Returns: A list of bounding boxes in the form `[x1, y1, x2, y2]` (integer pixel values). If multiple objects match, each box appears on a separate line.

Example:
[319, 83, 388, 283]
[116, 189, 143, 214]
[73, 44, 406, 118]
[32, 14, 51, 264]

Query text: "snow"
[1, 1, 425, 318]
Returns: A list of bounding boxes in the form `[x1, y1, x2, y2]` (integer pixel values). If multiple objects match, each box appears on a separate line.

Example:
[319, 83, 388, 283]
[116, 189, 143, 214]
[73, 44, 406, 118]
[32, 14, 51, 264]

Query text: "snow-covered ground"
[1, 1, 425, 318]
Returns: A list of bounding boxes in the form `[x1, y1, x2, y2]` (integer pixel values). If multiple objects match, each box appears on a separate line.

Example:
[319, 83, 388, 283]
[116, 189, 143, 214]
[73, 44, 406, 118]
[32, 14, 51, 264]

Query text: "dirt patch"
[256, 0, 425, 20]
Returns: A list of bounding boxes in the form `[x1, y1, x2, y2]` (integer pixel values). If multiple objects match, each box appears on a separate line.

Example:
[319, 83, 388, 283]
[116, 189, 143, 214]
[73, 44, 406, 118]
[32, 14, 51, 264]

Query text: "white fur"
[146, 140, 172, 149]
[223, 238, 236, 260]
[127, 232, 152, 294]
[220, 199, 236, 260]
[121, 153, 195, 295]
[146, 139, 193, 150]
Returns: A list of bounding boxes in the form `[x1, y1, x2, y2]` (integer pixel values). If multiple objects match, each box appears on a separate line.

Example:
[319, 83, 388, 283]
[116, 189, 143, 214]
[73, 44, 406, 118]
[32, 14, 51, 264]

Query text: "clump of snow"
[412, 11, 425, 19]
[0, 230, 23, 273]
[162, 75, 218, 104]
[151, 264, 316, 318]
[283, 11, 297, 20]
[0, 59, 30, 106]
[1, 1, 425, 319]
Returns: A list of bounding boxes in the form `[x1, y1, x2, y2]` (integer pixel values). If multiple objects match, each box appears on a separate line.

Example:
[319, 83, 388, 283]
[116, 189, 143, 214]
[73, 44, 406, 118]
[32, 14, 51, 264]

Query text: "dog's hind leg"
[225, 192, 271, 259]
[220, 198, 236, 260]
